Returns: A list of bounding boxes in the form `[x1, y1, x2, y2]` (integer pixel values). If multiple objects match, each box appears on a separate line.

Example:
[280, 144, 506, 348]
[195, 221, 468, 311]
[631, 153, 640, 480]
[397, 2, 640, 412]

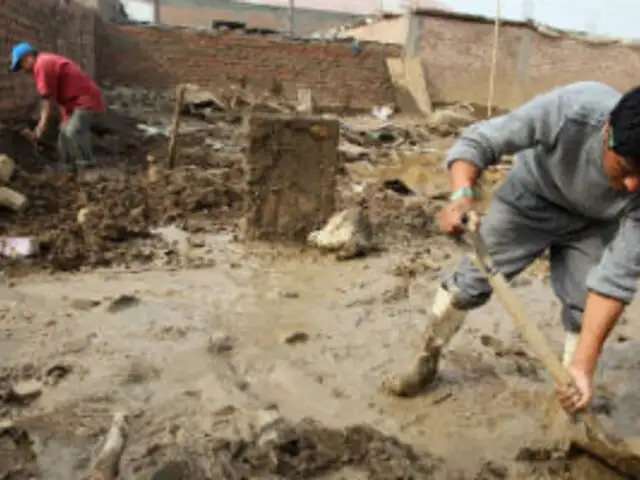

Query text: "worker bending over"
[10, 42, 105, 172]
[383, 82, 640, 413]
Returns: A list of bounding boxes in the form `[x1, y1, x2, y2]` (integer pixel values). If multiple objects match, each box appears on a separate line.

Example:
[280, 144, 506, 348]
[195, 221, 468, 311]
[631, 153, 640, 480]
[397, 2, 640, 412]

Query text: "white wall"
[122, 0, 153, 21]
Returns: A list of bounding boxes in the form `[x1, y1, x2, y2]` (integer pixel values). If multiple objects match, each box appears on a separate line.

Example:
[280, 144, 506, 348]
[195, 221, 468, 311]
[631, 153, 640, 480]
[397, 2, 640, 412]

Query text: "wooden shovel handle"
[459, 213, 625, 447]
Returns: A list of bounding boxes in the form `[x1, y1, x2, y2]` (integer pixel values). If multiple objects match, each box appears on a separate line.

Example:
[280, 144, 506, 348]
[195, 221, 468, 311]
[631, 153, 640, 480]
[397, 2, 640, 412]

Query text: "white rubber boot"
[382, 286, 468, 397]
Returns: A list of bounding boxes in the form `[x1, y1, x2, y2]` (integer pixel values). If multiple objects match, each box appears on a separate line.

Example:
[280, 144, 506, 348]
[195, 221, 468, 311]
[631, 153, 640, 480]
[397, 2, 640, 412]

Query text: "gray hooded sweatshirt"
[444, 81, 640, 304]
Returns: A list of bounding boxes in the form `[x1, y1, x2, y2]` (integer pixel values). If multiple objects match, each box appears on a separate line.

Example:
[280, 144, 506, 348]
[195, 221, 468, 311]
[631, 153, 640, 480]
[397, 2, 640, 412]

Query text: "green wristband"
[450, 187, 475, 202]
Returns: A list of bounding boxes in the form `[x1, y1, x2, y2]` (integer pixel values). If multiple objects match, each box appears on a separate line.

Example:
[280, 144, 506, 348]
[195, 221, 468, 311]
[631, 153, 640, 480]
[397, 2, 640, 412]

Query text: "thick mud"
[0, 125, 244, 276]
[0, 104, 637, 479]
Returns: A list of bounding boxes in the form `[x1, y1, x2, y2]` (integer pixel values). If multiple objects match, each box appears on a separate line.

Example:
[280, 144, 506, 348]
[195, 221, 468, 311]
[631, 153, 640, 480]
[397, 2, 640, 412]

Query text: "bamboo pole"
[167, 84, 186, 170]
[487, 0, 501, 117]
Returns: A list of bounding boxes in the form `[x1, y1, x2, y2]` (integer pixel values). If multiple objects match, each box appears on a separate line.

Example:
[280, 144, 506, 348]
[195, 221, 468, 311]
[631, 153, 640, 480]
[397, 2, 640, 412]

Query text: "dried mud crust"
[0, 161, 244, 276]
[243, 115, 338, 242]
[128, 418, 446, 479]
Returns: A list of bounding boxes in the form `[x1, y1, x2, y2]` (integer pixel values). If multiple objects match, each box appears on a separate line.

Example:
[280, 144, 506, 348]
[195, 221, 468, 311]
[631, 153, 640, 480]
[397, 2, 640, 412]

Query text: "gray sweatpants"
[444, 176, 618, 333]
[58, 109, 100, 169]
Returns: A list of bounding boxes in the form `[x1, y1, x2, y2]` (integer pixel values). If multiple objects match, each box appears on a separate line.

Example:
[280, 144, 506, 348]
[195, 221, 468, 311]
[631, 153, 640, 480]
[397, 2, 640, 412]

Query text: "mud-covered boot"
[382, 285, 468, 397]
[562, 332, 613, 415]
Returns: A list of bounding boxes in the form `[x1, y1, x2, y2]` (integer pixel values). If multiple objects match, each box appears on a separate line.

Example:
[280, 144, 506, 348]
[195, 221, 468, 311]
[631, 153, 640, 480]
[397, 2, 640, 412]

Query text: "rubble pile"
[0, 82, 511, 275]
[125, 417, 446, 479]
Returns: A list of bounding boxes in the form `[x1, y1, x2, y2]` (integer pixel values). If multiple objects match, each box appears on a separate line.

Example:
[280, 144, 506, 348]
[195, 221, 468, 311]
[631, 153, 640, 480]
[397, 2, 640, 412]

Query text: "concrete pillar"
[404, 12, 422, 58]
[152, 0, 160, 24]
[243, 114, 338, 242]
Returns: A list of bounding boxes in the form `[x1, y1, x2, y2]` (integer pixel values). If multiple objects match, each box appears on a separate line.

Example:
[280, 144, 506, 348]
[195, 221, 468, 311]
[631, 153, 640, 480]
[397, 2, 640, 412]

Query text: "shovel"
[458, 213, 640, 477]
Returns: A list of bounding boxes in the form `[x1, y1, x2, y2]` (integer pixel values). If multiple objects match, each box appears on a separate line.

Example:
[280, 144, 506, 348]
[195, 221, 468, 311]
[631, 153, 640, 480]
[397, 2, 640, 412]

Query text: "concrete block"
[243, 114, 338, 242]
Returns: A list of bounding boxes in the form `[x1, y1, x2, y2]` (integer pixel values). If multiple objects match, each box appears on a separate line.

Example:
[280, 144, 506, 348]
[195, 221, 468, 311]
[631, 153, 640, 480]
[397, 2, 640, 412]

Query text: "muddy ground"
[0, 97, 638, 479]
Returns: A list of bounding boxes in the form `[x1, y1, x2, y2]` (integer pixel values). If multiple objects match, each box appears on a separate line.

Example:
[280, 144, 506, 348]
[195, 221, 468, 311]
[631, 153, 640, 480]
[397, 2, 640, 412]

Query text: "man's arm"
[558, 216, 640, 411]
[444, 86, 568, 184]
[35, 98, 54, 138]
[571, 292, 623, 377]
[574, 216, 640, 366]
[440, 86, 569, 235]
[33, 57, 58, 138]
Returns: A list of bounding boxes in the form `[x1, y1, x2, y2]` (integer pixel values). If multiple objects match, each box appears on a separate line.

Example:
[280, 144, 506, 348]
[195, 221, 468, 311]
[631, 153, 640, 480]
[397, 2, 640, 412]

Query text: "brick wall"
[158, 4, 362, 36]
[96, 25, 400, 110]
[418, 12, 640, 108]
[0, 0, 96, 121]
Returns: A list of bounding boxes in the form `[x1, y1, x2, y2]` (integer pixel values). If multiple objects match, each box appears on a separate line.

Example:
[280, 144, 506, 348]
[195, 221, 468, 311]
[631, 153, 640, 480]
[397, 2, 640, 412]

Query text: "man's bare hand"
[20, 128, 36, 142]
[556, 364, 594, 413]
[439, 197, 478, 236]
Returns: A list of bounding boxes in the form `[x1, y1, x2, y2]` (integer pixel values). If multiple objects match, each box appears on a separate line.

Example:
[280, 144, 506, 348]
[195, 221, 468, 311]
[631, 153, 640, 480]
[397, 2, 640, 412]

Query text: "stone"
[307, 206, 374, 260]
[106, 294, 140, 313]
[8, 379, 43, 404]
[208, 331, 234, 354]
[243, 114, 338, 242]
[0, 154, 15, 184]
[281, 331, 309, 345]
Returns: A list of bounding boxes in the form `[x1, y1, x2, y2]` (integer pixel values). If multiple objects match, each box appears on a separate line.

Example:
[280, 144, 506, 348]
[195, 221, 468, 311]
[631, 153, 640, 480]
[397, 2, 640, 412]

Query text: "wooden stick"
[487, 0, 501, 117]
[82, 411, 128, 480]
[167, 84, 186, 169]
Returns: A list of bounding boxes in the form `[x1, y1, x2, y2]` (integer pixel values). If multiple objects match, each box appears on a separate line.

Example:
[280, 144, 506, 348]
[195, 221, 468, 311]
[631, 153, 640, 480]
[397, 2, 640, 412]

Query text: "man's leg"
[549, 222, 618, 367]
[57, 121, 76, 173]
[383, 184, 556, 397]
[62, 109, 97, 169]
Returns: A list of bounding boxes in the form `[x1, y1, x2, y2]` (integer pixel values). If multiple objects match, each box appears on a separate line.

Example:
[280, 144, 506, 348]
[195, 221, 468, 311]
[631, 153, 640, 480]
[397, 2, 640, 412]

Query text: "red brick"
[96, 25, 399, 110]
[418, 14, 640, 108]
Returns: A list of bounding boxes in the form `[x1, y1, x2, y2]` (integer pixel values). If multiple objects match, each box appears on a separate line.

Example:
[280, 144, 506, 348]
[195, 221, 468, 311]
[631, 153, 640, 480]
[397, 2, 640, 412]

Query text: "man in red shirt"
[10, 42, 106, 172]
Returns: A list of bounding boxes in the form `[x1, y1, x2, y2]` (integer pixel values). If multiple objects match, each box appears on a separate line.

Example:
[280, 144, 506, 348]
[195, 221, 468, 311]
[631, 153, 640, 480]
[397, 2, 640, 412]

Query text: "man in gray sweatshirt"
[382, 81, 640, 413]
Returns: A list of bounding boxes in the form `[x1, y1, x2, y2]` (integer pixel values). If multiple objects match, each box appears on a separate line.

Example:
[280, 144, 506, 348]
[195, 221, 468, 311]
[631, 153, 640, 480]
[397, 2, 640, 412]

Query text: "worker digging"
[10, 41, 106, 173]
[383, 81, 640, 416]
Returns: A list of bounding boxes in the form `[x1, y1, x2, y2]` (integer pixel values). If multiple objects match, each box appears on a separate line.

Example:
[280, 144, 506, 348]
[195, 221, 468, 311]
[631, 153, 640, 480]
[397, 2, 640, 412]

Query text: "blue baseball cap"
[10, 42, 36, 72]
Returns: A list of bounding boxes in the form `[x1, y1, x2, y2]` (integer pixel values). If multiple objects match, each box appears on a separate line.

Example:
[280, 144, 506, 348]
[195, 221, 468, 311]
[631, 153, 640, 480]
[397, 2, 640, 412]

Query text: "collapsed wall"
[243, 114, 339, 242]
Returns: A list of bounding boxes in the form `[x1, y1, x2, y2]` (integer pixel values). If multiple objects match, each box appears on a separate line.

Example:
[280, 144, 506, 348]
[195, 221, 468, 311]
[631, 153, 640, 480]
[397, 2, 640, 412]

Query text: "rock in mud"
[70, 298, 101, 311]
[307, 205, 375, 260]
[7, 379, 43, 404]
[106, 294, 141, 313]
[0, 153, 15, 184]
[207, 331, 234, 354]
[281, 330, 309, 345]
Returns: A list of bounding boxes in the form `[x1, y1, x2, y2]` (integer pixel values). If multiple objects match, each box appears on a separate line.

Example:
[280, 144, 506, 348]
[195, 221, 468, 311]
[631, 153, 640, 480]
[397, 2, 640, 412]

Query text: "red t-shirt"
[33, 53, 105, 122]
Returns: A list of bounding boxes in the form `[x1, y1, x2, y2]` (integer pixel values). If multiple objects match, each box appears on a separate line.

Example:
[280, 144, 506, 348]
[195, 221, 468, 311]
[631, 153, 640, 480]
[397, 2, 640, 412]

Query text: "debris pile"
[0, 80, 505, 276]
[0, 113, 245, 275]
[126, 417, 446, 479]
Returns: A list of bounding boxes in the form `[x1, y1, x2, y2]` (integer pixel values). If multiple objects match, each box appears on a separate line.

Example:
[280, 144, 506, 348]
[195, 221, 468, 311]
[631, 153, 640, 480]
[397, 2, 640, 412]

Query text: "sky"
[122, 0, 640, 39]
